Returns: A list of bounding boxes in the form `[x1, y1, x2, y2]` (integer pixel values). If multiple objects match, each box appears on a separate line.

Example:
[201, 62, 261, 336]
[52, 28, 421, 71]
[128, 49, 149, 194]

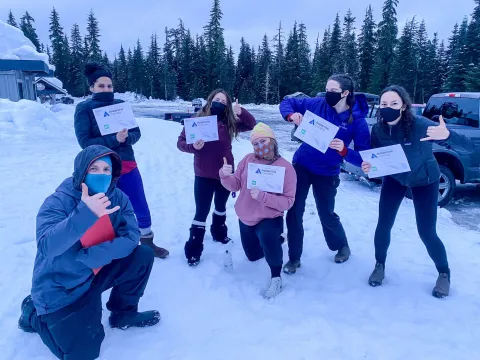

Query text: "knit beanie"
[84, 62, 113, 86]
[250, 122, 275, 144]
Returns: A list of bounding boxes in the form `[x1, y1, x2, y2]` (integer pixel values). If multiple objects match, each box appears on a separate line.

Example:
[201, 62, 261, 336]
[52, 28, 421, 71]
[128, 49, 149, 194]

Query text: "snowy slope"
[0, 104, 479, 360]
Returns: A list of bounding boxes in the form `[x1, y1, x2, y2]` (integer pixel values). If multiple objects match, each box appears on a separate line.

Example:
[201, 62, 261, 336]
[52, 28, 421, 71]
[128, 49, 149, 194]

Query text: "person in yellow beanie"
[220, 122, 297, 299]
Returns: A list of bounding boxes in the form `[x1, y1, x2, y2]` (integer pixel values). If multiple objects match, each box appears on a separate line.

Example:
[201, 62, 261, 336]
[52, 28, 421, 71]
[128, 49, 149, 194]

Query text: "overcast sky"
[1, 0, 475, 59]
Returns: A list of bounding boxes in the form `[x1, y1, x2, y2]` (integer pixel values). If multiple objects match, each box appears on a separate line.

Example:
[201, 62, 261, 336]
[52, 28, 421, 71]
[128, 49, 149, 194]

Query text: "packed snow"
[0, 20, 50, 66]
[0, 100, 479, 360]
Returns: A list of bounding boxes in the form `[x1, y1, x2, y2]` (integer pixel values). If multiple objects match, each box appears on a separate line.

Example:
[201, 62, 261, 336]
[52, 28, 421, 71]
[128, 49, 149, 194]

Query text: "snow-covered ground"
[1, 100, 479, 360]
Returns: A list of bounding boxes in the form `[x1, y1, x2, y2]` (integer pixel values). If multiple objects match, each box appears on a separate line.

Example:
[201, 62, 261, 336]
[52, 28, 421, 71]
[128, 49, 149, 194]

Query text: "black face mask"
[325, 91, 344, 107]
[380, 107, 402, 124]
[92, 92, 114, 103]
[210, 101, 227, 117]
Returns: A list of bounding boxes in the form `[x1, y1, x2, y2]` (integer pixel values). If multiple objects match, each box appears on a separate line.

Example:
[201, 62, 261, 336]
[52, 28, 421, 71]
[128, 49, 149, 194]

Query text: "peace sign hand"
[420, 116, 450, 142]
[81, 183, 120, 218]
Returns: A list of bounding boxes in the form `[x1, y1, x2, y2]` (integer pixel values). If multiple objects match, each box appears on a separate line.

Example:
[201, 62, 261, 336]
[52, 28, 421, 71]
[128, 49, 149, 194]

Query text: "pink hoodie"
[219, 153, 297, 226]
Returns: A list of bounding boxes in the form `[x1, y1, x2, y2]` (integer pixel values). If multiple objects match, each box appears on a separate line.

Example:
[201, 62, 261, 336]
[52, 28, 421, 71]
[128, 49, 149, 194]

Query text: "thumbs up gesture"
[81, 183, 120, 218]
[221, 157, 233, 176]
[420, 115, 450, 141]
[233, 98, 242, 116]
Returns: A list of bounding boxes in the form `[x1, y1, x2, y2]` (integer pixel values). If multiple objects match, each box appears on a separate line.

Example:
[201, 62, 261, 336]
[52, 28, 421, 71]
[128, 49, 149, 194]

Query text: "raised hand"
[81, 183, 120, 218]
[116, 128, 128, 143]
[233, 98, 242, 116]
[289, 113, 303, 125]
[420, 115, 450, 141]
[193, 139, 205, 150]
[221, 157, 233, 176]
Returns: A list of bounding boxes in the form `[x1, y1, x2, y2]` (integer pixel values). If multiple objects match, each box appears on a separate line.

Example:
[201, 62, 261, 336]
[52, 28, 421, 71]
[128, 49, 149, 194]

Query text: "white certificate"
[93, 102, 138, 135]
[183, 115, 219, 144]
[247, 163, 286, 194]
[293, 110, 339, 153]
[360, 144, 411, 178]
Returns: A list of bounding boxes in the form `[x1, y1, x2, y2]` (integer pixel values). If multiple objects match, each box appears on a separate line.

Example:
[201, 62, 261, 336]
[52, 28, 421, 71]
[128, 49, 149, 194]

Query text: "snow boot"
[140, 231, 170, 259]
[210, 213, 231, 244]
[432, 273, 450, 298]
[184, 225, 205, 266]
[368, 263, 385, 287]
[283, 260, 301, 275]
[264, 277, 283, 299]
[334, 245, 351, 263]
[18, 295, 36, 333]
[109, 310, 161, 330]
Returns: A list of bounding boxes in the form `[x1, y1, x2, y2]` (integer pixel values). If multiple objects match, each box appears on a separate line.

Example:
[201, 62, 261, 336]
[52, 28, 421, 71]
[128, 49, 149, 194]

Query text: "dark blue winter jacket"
[31, 145, 140, 315]
[279, 95, 370, 176]
[74, 94, 141, 161]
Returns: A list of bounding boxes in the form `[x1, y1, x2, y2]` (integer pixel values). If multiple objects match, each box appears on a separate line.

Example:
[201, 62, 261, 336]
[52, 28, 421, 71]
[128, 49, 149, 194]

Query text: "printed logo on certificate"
[183, 115, 219, 144]
[93, 102, 138, 136]
[247, 163, 286, 194]
[293, 111, 339, 153]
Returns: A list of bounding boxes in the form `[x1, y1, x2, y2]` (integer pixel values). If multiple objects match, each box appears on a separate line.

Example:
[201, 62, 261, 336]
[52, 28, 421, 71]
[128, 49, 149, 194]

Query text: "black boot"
[210, 213, 231, 244]
[18, 295, 37, 333]
[109, 310, 161, 330]
[185, 225, 205, 266]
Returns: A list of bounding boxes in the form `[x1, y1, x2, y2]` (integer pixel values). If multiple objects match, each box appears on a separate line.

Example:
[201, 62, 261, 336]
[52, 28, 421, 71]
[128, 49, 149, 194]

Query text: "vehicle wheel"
[404, 165, 456, 207]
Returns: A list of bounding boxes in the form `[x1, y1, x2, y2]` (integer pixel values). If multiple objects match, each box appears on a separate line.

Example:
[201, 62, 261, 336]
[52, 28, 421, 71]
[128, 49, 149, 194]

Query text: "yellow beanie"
[250, 122, 275, 144]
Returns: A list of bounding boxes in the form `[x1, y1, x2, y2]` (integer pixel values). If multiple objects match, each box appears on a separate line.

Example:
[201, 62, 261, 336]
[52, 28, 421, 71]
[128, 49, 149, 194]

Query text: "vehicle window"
[423, 97, 479, 127]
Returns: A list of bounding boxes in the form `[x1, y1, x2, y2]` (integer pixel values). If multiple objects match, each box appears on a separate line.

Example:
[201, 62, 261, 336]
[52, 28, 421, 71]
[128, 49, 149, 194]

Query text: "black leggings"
[193, 176, 231, 224]
[374, 176, 449, 274]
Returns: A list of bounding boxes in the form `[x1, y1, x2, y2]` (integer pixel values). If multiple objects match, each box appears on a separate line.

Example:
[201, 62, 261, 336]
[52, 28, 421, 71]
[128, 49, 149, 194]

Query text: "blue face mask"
[84, 173, 112, 194]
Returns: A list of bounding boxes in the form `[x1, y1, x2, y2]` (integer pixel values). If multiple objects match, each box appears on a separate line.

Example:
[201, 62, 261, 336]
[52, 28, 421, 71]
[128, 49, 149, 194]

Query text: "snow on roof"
[35, 77, 64, 90]
[0, 20, 52, 69]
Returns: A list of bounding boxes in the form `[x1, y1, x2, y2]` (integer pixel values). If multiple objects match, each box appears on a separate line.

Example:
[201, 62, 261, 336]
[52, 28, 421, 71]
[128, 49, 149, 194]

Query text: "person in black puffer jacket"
[362, 85, 475, 299]
[74, 62, 169, 259]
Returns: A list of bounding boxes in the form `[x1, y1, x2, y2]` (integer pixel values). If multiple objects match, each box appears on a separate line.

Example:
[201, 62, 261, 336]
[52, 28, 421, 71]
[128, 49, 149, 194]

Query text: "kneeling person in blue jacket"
[18, 145, 160, 360]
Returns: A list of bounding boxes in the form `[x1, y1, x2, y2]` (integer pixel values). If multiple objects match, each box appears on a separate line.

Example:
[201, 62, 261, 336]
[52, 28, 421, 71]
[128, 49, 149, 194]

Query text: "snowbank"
[0, 20, 51, 67]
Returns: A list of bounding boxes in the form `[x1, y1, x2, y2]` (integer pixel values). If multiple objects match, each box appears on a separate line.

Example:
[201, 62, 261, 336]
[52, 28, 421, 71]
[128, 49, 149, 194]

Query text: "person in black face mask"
[74, 62, 170, 259]
[362, 85, 475, 298]
[177, 89, 256, 266]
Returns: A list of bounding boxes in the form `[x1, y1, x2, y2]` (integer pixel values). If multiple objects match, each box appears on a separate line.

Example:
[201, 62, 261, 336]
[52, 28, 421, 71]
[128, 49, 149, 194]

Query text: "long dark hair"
[379, 85, 415, 139]
[328, 74, 356, 124]
[197, 89, 238, 140]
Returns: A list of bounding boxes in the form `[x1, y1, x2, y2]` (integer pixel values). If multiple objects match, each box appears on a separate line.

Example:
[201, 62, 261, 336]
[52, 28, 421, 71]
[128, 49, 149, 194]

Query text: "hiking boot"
[264, 277, 283, 299]
[283, 260, 301, 275]
[368, 263, 385, 287]
[210, 213, 230, 244]
[18, 295, 36, 333]
[334, 245, 351, 263]
[140, 231, 169, 259]
[185, 226, 205, 266]
[109, 310, 161, 330]
[432, 273, 450, 298]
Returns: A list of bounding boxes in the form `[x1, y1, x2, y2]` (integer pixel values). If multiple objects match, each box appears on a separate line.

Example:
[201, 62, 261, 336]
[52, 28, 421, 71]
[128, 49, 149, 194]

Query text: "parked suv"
[341, 92, 479, 207]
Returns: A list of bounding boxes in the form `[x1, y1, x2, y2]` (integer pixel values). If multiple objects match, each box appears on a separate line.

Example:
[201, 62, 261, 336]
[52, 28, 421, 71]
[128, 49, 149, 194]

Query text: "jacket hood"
[350, 93, 369, 119]
[57, 145, 122, 198]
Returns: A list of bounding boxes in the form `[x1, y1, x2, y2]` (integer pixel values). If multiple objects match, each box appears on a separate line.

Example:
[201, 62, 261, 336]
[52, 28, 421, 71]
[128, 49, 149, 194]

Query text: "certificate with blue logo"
[360, 145, 411, 178]
[247, 163, 286, 194]
[293, 110, 339, 153]
[93, 102, 138, 135]
[183, 115, 219, 144]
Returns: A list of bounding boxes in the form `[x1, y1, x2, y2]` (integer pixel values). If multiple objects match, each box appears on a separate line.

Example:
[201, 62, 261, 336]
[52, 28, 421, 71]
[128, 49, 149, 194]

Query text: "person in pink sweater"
[219, 123, 297, 299]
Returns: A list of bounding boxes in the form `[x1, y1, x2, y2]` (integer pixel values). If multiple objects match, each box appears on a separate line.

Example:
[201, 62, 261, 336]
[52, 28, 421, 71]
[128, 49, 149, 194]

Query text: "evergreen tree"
[49, 8, 69, 85]
[271, 22, 286, 103]
[372, 0, 399, 92]
[329, 14, 343, 74]
[255, 34, 273, 104]
[203, 0, 227, 90]
[467, 0, 480, 66]
[446, 18, 469, 91]
[358, 5, 376, 92]
[163, 27, 177, 100]
[447, 23, 460, 63]
[340, 9, 359, 78]
[191, 35, 209, 99]
[116, 45, 129, 93]
[414, 20, 432, 102]
[46, 45, 52, 62]
[20, 12, 41, 52]
[145, 33, 163, 99]
[437, 40, 449, 91]
[312, 28, 332, 93]
[7, 10, 17, 27]
[86, 10, 102, 61]
[69, 23, 87, 97]
[283, 23, 302, 95]
[130, 39, 146, 95]
[83, 37, 90, 62]
[234, 38, 255, 103]
[224, 46, 236, 96]
[103, 52, 110, 67]
[428, 34, 446, 98]
[297, 23, 312, 94]
[127, 48, 134, 92]
[391, 19, 417, 96]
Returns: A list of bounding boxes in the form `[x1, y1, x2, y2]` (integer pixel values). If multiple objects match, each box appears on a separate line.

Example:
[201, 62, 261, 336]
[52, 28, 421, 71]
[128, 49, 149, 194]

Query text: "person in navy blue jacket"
[279, 74, 370, 274]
